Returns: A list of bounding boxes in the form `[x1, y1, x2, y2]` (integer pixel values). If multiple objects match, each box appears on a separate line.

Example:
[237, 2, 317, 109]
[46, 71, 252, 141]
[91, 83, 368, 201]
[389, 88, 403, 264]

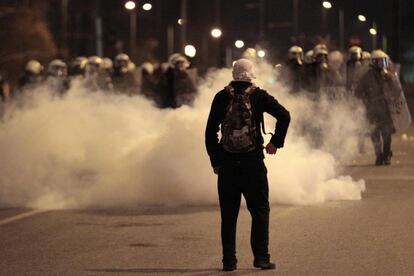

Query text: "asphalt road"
[1, 127, 414, 275]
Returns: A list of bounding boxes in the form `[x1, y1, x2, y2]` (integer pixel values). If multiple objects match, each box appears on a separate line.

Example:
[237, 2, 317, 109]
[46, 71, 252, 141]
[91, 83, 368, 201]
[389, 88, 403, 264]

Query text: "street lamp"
[142, 3, 152, 11]
[184, 44, 197, 58]
[257, 50, 266, 58]
[322, 1, 332, 9]
[211, 28, 222, 39]
[235, 40, 244, 48]
[125, 1, 136, 10]
[358, 15, 367, 22]
[369, 28, 377, 36]
[178, 18, 184, 25]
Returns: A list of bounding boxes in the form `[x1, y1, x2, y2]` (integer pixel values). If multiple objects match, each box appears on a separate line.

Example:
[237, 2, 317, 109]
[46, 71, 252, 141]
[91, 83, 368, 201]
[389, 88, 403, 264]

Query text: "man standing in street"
[205, 59, 290, 271]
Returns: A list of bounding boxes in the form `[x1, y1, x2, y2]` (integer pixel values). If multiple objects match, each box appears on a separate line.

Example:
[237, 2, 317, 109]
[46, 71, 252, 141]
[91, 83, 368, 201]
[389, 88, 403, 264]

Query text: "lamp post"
[370, 22, 378, 50]
[321, 1, 332, 35]
[125, 1, 137, 60]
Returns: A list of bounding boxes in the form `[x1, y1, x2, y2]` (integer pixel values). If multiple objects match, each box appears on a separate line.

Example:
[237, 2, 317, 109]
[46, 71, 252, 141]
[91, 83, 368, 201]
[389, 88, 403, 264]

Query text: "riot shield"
[383, 72, 412, 133]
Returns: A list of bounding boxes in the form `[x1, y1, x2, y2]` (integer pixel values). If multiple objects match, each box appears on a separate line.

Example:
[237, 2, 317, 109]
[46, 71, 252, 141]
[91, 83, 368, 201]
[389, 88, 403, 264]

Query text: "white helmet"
[48, 59, 67, 77]
[141, 62, 154, 75]
[288, 46, 304, 61]
[242, 48, 257, 60]
[88, 56, 103, 68]
[115, 53, 130, 64]
[349, 46, 362, 61]
[313, 43, 329, 57]
[232, 58, 256, 82]
[25, 60, 43, 74]
[328, 50, 344, 70]
[371, 50, 390, 70]
[102, 58, 113, 70]
[168, 53, 190, 69]
[304, 50, 314, 64]
[362, 51, 371, 60]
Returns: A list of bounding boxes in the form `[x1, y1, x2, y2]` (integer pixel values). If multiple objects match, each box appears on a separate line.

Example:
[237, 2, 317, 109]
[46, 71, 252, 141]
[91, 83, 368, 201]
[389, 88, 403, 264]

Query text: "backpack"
[221, 84, 258, 153]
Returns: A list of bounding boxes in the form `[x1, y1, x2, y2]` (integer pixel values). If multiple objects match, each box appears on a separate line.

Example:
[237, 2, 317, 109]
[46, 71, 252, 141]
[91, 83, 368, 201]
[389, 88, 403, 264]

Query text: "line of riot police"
[4, 52, 197, 110]
[281, 44, 411, 166]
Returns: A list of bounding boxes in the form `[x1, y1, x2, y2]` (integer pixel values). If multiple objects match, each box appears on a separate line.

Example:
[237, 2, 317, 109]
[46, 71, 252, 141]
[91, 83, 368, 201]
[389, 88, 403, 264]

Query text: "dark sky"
[1, 0, 411, 69]
[91, 0, 409, 62]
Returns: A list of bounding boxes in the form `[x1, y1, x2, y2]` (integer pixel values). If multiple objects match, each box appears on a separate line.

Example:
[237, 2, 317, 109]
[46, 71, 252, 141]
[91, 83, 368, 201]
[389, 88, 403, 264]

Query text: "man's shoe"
[222, 263, 237, 271]
[253, 260, 276, 270]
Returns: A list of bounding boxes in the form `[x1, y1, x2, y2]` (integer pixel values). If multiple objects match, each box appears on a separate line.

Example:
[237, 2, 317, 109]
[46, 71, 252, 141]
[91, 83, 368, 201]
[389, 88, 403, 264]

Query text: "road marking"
[0, 210, 47, 226]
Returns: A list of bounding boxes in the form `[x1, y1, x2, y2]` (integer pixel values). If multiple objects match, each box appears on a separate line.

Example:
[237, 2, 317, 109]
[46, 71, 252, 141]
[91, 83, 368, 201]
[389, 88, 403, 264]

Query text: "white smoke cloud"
[0, 63, 365, 209]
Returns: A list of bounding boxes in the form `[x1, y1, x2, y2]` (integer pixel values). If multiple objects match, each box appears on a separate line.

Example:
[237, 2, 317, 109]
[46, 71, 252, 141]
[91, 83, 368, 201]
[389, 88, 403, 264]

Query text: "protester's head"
[232, 58, 256, 82]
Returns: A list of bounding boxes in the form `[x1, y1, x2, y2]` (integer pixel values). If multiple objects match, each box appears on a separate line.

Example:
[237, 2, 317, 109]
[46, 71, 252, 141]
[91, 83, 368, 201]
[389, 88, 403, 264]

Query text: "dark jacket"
[205, 81, 291, 168]
[355, 67, 393, 127]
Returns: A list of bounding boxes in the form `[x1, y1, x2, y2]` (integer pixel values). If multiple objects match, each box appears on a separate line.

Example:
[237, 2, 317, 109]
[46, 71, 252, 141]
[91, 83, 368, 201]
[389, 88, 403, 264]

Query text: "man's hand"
[213, 166, 221, 175]
[265, 142, 278, 155]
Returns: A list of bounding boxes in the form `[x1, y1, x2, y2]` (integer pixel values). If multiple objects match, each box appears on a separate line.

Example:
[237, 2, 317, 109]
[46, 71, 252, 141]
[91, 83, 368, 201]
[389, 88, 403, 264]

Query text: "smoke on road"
[0, 62, 365, 209]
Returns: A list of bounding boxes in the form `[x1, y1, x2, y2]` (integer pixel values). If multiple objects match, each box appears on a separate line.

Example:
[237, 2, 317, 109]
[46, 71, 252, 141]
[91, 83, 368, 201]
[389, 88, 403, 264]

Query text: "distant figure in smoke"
[284, 46, 304, 93]
[84, 56, 113, 92]
[45, 59, 70, 95]
[346, 46, 363, 94]
[355, 50, 395, 165]
[312, 44, 330, 94]
[161, 53, 197, 108]
[17, 60, 44, 93]
[302, 49, 315, 92]
[112, 53, 137, 95]
[325, 50, 346, 100]
[205, 58, 290, 271]
[140, 62, 159, 102]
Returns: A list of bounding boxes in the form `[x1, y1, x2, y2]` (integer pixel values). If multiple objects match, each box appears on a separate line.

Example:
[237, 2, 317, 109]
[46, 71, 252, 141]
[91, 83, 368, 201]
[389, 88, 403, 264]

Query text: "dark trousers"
[371, 125, 393, 158]
[217, 159, 270, 265]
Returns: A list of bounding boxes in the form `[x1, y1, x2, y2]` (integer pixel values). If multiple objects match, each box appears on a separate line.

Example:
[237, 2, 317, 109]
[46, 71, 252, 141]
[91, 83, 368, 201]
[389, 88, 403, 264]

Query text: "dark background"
[0, 0, 413, 84]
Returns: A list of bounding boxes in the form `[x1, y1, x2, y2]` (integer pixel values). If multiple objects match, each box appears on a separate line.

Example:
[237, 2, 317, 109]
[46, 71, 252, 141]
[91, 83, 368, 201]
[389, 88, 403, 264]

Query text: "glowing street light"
[322, 1, 332, 9]
[124, 1, 136, 10]
[235, 40, 245, 48]
[358, 14, 367, 22]
[142, 3, 152, 11]
[178, 18, 184, 25]
[211, 28, 222, 39]
[257, 50, 266, 58]
[369, 28, 377, 36]
[184, 44, 197, 58]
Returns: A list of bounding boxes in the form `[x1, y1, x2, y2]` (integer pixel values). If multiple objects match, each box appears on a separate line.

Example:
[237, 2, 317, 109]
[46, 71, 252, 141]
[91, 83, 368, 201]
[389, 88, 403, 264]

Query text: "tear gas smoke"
[0, 63, 365, 209]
